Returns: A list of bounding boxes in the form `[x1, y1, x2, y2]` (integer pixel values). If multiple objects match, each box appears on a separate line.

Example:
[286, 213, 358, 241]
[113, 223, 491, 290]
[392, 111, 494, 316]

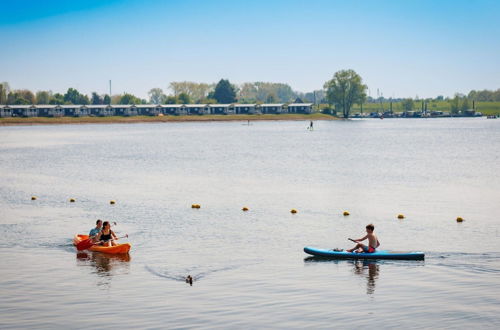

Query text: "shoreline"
[0, 113, 337, 126]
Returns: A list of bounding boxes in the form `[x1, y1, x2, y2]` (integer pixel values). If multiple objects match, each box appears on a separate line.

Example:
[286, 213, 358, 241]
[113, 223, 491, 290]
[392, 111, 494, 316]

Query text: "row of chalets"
[0, 103, 313, 118]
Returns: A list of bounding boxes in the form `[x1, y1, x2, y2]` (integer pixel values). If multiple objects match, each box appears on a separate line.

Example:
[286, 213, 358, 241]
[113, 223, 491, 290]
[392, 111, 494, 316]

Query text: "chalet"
[185, 104, 209, 115]
[287, 103, 313, 114]
[259, 103, 285, 114]
[0, 106, 13, 117]
[161, 104, 186, 115]
[36, 105, 64, 117]
[86, 105, 113, 117]
[61, 105, 90, 117]
[110, 105, 136, 116]
[9, 105, 37, 117]
[234, 104, 257, 114]
[209, 104, 235, 115]
[136, 104, 160, 116]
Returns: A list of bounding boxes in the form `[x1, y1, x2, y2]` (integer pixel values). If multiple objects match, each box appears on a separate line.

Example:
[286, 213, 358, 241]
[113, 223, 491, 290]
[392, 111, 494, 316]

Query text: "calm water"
[1, 118, 499, 329]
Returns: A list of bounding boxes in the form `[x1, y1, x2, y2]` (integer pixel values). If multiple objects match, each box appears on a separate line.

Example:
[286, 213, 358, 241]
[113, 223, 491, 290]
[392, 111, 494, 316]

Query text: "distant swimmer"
[309, 121, 313, 130]
[186, 275, 193, 286]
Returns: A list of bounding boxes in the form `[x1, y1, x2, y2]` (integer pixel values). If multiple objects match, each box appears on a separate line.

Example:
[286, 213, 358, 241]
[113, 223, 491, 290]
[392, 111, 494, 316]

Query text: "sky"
[1, 0, 499, 99]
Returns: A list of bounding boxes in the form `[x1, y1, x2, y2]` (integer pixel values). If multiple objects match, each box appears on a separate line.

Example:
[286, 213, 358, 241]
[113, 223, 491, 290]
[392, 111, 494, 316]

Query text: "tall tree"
[49, 93, 65, 105]
[64, 88, 89, 104]
[213, 79, 237, 103]
[103, 94, 111, 105]
[0, 82, 11, 104]
[148, 88, 166, 104]
[324, 69, 367, 118]
[119, 93, 141, 105]
[91, 92, 103, 105]
[460, 98, 470, 112]
[7, 90, 35, 104]
[177, 92, 191, 104]
[402, 98, 414, 111]
[449, 95, 460, 115]
[36, 91, 51, 104]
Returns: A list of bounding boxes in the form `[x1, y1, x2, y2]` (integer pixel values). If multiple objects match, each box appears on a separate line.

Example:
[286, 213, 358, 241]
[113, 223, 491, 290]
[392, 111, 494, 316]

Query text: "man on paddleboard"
[347, 224, 380, 253]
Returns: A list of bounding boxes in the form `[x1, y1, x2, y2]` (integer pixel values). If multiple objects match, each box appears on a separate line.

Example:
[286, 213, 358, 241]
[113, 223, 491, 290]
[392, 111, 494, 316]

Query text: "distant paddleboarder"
[309, 121, 313, 130]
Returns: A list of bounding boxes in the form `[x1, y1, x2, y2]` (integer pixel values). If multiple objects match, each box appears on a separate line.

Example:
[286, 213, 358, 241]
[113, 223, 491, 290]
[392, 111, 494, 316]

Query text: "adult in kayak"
[347, 224, 380, 253]
[89, 219, 102, 242]
[96, 221, 118, 246]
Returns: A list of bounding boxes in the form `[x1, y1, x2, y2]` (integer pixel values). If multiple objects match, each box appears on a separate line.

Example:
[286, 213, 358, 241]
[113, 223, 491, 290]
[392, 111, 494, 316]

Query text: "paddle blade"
[76, 238, 94, 251]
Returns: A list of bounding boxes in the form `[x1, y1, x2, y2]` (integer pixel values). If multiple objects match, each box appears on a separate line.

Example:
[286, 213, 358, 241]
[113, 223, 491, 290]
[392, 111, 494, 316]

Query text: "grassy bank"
[0, 113, 337, 126]
[349, 101, 500, 115]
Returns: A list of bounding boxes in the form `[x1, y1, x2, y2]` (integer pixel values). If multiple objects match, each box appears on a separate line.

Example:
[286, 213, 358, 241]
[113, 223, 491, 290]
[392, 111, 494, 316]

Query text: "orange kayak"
[73, 234, 131, 254]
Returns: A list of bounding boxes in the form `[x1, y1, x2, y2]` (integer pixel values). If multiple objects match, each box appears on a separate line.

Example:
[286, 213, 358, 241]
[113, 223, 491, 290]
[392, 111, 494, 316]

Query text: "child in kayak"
[96, 221, 118, 246]
[347, 224, 380, 253]
[89, 219, 102, 242]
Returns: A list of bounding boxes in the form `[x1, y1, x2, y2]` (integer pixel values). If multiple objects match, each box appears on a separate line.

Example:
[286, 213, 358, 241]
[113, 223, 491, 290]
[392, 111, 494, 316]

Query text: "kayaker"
[89, 219, 103, 242]
[96, 221, 118, 246]
[347, 224, 380, 253]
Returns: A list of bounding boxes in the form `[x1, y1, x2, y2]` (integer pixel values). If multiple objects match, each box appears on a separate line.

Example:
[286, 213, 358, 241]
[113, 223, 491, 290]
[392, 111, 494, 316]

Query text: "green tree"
[7, 90, 35, 104]
[165, 95, 177, 104]
[103, 94, 111, 105]
[402, 98, 414, 111]
[49, 93, 65, 105]
[0, 82, 11, 104]
[213, 79, 237, 103]
[64, 88, 89, 104]
[266, 93, 277, 103]
[177, 92, 191, 104]
[148, 88, 166, 104]
[449, 95, 460, 115]
[36, 91, 51, 104]
[91, 92, 103, 105]
[460, 98, 470, 112]
[119, 93, 141, 105]
[324, 69, 367, 118]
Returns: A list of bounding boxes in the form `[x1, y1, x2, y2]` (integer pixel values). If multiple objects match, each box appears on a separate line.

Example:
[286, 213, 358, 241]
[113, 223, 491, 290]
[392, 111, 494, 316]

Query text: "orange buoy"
[397, 214, 405, 219]
[290, 209, 298, 214]
[343, 211, 350, 216]
[31, 196, 37, 200]
[69, 198, 76, 203]
[456, 217, 464, 222]
[242, 207, 249, 211]
[110, 200, 116, 205]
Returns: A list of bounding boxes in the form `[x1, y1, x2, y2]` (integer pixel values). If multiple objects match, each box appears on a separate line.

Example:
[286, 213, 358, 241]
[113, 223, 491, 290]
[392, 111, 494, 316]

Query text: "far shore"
[0, 113, 337, 126]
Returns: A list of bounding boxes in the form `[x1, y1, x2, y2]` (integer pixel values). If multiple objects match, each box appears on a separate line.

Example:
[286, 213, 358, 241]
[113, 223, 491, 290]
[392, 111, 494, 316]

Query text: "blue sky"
[1, 0, 499, 99]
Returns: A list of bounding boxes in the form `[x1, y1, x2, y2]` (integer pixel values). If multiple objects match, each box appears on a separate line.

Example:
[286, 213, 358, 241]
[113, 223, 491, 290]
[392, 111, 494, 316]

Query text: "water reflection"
[350, 260, 379, 295]
[304, 256, 380, 294]
[76, 252, 131, 287]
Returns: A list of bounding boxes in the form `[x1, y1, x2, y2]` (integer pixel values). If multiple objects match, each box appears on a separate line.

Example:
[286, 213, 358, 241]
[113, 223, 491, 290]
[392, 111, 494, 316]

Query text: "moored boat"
[73, 234, 131, 254]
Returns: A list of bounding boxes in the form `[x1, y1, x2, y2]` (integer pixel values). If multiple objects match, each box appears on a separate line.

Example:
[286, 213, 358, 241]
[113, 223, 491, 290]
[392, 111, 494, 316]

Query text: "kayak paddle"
[76, 238, 94, 251]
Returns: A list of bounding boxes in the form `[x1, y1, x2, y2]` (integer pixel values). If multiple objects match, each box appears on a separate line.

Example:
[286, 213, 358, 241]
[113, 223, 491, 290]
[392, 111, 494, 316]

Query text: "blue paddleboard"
[304, 246, 424, 260]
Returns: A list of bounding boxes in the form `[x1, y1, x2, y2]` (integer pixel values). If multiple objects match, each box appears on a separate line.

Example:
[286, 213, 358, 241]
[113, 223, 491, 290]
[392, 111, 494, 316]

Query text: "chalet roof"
[135, 104, 160, 108]
[287, 103, 313, 107]
[234, 104, 256, 107]
[184, 104, 208, 108]
[4, 105, 35, 108]
[260, 103, 284, 107]
[160, 104, 184, 108]
[209, 104, 232, 108]
[86, 104, 109, 108]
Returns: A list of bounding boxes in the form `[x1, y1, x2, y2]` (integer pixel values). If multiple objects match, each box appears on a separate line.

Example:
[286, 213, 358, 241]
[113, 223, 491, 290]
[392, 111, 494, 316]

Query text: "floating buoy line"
[28, 196, 466, 224]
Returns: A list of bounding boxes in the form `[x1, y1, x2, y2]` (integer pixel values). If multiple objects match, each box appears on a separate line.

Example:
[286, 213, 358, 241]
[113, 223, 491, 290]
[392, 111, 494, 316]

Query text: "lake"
[1, 118, 499, 329]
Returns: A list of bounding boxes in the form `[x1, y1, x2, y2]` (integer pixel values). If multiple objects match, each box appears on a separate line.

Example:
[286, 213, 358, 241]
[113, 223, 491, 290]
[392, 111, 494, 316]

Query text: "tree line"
[1, 77, 498, 118]
[0, 79, 323, 106]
